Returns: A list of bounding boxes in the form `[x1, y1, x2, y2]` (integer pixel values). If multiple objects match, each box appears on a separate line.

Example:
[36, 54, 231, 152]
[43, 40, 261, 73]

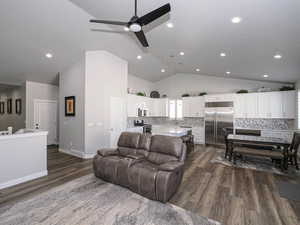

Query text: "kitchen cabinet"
[205, 94, 235, 102]
[258, 92, 282, 118]
[234, 90, 296, 119]
[152, 98, 169, 117]
[183, 97, 204, 118]
[282, 91, 296, 119]
[127, 94, 148, 117]
[127, 94, 168, 117]
[235, 93, 258, 118]
[192, 127, 205, 144]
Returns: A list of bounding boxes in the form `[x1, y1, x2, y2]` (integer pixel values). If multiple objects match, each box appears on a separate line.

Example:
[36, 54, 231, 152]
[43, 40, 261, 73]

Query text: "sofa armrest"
[97, 148, 118, 157]
[158, 161, 184, 172]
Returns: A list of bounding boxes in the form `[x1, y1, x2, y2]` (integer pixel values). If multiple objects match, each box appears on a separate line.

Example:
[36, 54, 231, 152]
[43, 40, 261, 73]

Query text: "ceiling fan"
[90, 0, 171, 47]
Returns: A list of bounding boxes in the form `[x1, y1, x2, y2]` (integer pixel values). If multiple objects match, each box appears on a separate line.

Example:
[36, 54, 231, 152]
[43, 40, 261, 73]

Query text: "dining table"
[227, 134, 293, 167]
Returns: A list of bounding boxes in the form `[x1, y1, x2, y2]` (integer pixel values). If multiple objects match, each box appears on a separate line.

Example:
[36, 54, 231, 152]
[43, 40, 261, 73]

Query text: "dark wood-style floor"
[0, 145, 299, 225]
[171, 145, 300, 225]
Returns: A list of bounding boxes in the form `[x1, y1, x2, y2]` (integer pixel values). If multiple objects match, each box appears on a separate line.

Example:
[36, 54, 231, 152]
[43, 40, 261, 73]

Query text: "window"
[169, 99, 183, 120]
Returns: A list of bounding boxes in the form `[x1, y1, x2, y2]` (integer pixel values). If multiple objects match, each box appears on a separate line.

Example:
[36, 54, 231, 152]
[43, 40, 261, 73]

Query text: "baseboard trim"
[0, 170, 48, 190]
[59, 148, 95, 159]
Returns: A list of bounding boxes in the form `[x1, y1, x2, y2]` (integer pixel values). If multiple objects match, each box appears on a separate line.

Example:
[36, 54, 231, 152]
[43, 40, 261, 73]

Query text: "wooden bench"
[233, 147, 285, 170]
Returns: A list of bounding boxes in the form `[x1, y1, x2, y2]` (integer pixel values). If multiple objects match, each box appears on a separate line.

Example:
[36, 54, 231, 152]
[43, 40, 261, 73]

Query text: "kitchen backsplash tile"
[234, 118, 295, 130]
[128, 117, 296, 132]
[127, 117, 204, 128]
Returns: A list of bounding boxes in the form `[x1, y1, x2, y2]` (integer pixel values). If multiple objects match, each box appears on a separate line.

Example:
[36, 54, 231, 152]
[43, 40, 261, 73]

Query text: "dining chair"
[287, 132, 300, 170]
[223, 127, 233, 159]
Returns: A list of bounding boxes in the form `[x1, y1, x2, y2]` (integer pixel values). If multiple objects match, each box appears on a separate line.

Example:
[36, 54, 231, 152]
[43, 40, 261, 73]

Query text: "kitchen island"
[0, 130, 48, 189]
[151, 125, 191, 137]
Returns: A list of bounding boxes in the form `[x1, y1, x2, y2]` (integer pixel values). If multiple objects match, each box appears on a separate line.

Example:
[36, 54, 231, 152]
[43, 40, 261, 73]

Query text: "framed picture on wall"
[7, 99, 12, 114]
[0, 102, 4, 114]
[65, 96, 75, 117]
[16, 99, 22, 114]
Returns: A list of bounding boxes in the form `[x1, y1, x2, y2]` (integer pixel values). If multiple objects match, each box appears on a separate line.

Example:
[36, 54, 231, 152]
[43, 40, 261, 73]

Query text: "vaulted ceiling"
[0, 0, 299, 85]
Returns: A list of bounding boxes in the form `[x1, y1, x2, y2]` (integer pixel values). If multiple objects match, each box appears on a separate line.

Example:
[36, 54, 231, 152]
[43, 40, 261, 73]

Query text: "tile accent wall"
[234, 118, 296, 130]
[127, 117, 204, 128]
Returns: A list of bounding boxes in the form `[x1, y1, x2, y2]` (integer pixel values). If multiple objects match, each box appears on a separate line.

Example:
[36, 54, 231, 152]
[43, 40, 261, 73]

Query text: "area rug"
[276, 181, 300, 202]
[0, 175, 221, 225]
[210, 150, 300, 176]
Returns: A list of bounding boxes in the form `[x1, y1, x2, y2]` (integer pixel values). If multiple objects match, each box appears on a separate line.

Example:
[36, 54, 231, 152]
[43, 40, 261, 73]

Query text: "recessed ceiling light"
[231, 17, 242, 24]
[179, 52, 185, 56]
[161, 69, 166, 73]
[137, 55, 142, 60]
[45, 53, 53, 58]
[263, 74, 269, 78]
[274, 54, 282, 59]
[226, 71, 231, 74]
[166, 22, 174, 28]
[124, 26, 130, 31]
[220, 53, 226, 57]
[196, 68, 200, 72]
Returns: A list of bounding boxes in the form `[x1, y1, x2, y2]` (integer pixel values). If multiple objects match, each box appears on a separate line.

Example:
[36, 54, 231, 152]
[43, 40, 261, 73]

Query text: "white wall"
[0, 85, 26, 132]
[128, 74, 154, 97]
[26, 81, 59, 129]
[85, 51, 128, 154]
[154, 73, 289, 98]
[59, 58, 86, 153]
[59, 51, 128, 158]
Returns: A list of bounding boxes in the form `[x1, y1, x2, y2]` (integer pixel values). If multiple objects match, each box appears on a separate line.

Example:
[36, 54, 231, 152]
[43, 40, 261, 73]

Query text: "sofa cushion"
[118, 147, 136, 157]
[148, 135, 183, 164]
[97, 148, 118, 157]
[136, 133, 151, 156]
[118, 132, 140, 149]
[147, 152, 178, 165]
[150, 135, 183, 158]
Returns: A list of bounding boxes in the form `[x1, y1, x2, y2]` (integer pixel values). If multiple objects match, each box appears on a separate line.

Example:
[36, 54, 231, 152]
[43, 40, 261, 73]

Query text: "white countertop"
[151, 125, 191, 137]
[0, 130, 48, 141]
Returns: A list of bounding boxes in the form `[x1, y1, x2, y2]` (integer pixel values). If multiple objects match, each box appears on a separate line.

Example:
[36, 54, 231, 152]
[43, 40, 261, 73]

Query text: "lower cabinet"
[192, 127, 205, 144]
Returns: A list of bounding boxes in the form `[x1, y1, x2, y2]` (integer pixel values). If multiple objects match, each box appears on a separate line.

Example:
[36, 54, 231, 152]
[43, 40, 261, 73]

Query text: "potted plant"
[279, 86, 295, 91]
[236, 90, 249, 94]
[181, 93, 190, 97]
[136, 92, 146, 97]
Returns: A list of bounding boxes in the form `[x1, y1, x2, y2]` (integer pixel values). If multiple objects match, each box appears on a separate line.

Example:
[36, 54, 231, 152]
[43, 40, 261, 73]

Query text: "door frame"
[34, 99, 58, 145]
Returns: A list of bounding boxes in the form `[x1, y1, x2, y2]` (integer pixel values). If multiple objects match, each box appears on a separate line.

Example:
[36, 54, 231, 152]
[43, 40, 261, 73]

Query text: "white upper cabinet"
[127, 94, 168, 117]
[183, 96, 204, 117]
[282, 91, 296, 119]
[152, 98, 169, 117]
[182, 97, 192, 118]
[205, 94, 235, 102]
[235, 93, 258, 118]
[235, 90, 296, 119]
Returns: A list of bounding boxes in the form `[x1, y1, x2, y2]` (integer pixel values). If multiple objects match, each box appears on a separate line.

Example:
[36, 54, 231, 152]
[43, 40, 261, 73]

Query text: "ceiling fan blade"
[135, 30, 149, 47]
[90, 19, 128, 26]
[137, 3, 171, 26]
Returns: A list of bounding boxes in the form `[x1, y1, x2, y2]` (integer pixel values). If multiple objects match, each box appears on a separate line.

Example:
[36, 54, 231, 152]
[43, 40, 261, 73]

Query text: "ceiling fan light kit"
[90, 0, 171, 47]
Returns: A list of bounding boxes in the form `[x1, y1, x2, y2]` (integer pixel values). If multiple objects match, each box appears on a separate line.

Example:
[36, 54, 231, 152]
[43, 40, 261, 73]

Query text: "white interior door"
[34, 100, 57, 145]
[110, 97, 127, 148]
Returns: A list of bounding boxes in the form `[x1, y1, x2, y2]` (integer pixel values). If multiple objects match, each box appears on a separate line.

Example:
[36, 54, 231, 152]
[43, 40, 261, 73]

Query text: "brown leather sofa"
[93, 132, 186, 203]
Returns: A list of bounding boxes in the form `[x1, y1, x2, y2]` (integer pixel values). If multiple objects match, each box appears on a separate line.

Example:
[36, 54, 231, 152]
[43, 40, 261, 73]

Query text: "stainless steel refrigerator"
[205, 102, 234, 145]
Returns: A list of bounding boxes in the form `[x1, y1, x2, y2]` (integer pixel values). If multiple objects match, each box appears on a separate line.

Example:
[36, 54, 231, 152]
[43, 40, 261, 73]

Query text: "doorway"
[34, 99, 58, 145]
